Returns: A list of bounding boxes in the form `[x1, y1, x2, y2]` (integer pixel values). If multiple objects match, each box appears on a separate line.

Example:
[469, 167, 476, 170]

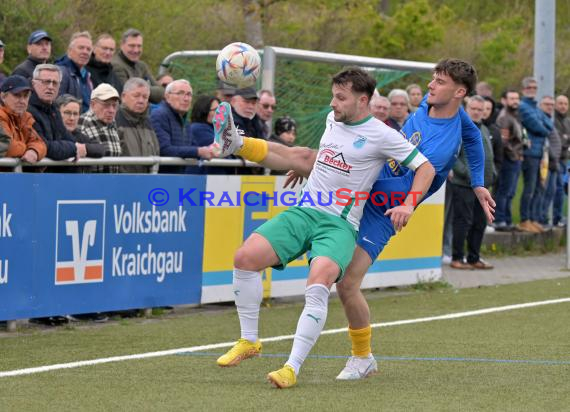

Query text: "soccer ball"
[216, 42, 261, 88]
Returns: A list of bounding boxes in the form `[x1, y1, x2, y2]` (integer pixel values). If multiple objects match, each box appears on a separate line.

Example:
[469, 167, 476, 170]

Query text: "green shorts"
[254, 206, 357, 281]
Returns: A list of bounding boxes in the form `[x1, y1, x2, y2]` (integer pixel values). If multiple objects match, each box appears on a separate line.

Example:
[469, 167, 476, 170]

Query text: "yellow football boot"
[267, 365, 297, 389]
[216, 338, 262, 367]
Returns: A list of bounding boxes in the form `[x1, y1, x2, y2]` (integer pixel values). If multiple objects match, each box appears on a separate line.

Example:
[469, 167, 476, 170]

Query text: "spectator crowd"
[0, 28, 297, 177]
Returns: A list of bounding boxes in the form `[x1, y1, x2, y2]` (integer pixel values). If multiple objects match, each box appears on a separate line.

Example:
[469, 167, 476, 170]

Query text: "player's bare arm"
[385, 160, 436, 231]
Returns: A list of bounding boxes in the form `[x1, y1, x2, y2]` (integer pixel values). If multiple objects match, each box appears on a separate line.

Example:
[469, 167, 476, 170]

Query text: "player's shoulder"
[355, 115, 399, 136]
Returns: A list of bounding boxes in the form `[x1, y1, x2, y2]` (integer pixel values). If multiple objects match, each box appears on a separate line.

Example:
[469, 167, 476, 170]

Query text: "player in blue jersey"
[334, 58, 495, 380]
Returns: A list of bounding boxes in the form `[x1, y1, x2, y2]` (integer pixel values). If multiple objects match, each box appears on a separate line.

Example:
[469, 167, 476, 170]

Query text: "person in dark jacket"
[230, 86, 265, 139]
[56, 31, 93, 113]
[495, 90, 524, 231]
[12, 30, 52, 80]
[537, 96, 562, 227]
[482, 96, 503, 182]
[187, 94, 232, 174]
[230, 86, 266, 174]
[385, 89, 410, 131]
[87, 34, 123, 94]
[28, 65, 83, 168]
[518, 77, 553, 232]
[116, 78, 159, 173]
[56, 94, 104, 172]
[150, 79, 213, 174]
[450, 96, 495, 270]
[269, 116, 297, 147]
[189, 95, 220, 147]
[553, 95, 570, 226]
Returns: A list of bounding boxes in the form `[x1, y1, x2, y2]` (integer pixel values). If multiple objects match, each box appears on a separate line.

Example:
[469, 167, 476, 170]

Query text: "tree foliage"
[0, 0, 568, 95]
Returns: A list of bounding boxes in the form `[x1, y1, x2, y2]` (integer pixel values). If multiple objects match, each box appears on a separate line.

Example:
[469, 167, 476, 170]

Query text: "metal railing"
[0, 156, 262, 173]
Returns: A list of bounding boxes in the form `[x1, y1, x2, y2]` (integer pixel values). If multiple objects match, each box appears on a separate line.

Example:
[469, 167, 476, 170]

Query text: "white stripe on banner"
[1, 297, 569, 378]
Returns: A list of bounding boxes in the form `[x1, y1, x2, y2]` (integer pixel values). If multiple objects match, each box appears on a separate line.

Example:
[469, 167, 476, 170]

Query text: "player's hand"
[284, 170, 303, 188]
[385, 204, 414, 232]
[473, 186, 495, 224]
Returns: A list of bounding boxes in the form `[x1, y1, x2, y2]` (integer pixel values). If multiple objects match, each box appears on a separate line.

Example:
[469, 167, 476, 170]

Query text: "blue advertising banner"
[0, 173, 206, 320]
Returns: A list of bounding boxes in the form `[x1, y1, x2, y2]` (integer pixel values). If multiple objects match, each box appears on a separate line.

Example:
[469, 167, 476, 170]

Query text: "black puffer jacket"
[28, 91, 77, 160]
[86, 55, 123, 94]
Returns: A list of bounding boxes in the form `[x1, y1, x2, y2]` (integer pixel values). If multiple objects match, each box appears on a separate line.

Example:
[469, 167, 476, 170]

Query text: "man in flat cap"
[78, 83, 121, 172]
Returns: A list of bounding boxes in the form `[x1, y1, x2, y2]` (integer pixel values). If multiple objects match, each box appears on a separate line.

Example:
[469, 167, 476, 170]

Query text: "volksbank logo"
[55, 200, 106, 285]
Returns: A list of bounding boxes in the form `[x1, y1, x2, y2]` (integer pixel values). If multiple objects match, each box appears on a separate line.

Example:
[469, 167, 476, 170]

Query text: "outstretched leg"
[216, 234, 280, 367]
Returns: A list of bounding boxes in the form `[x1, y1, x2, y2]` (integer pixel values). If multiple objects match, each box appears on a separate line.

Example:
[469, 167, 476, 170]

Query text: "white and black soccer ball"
[216, 42, 261, 88]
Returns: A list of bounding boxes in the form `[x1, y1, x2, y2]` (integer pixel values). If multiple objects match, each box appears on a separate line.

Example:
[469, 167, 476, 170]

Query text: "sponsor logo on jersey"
[317, 149, 353, 174]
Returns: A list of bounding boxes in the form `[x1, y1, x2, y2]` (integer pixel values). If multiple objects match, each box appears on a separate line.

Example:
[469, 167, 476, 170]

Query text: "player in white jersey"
[212, 67, 436, 388]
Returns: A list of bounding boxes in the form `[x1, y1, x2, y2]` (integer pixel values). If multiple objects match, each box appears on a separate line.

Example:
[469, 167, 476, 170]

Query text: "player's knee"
[337, 277, 360, 303]
[336, 281, 350, 303]
[234, 246, 260, 271]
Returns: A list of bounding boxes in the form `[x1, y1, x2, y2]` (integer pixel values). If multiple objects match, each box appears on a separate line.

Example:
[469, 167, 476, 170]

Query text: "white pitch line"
[1, 297, 569, 378]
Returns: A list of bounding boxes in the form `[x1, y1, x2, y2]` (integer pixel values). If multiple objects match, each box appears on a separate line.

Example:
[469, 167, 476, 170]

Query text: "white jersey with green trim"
[299, 111, 427, 230]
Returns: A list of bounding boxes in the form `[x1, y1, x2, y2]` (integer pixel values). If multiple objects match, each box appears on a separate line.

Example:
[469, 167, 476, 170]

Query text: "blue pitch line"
[177, 352, 570, 366]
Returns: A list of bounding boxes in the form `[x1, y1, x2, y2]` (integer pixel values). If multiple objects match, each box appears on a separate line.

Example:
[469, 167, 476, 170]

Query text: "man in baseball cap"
[0, 75, 47, 163]
[230, 86, 265, 141]
[12, 30, 52, 80]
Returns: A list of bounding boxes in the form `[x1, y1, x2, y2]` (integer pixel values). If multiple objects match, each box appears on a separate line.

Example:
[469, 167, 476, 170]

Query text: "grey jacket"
[116, 105, 160, 173]
[112, 51, 164, 104]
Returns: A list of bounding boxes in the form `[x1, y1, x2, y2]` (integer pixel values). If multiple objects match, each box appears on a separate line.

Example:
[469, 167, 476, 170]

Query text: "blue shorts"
[357, 169, 414, 261]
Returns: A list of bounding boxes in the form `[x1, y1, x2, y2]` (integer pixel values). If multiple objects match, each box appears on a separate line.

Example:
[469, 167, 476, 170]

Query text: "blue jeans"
[553, 160, 567, 224]
[494, 158, 521, 225]
[539, 169, 558, 224]
[520, 156, 542, 222]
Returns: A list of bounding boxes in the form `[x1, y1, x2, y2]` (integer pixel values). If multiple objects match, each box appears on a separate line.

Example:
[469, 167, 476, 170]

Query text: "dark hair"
[433, 59, 477, 96]
[482, 95, 496, 112]
[191, 95, 220, 123]
[274, 116, 297, 136]
[332, 66, 376, 101]
[501, 88, 519, 99]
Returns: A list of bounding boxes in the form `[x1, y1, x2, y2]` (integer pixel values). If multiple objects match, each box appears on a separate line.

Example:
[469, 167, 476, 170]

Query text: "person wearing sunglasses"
[256, 89, 276, 138]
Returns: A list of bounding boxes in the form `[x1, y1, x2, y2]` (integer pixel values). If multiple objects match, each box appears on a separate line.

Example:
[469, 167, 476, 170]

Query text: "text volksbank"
[112, 203, 187, 283]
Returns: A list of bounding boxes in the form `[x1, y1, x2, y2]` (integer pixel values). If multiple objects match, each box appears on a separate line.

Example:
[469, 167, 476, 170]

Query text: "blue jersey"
[381, 96, 485, 199]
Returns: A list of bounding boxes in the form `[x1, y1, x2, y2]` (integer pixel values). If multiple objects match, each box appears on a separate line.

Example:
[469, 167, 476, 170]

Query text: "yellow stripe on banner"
[378, 204, 444, 260]
[241, 177, 275, 299]
[203, 207, 243, 271]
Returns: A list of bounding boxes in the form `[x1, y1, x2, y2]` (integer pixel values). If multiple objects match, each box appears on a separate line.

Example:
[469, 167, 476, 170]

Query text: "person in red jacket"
[0, 75, 46, 163]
